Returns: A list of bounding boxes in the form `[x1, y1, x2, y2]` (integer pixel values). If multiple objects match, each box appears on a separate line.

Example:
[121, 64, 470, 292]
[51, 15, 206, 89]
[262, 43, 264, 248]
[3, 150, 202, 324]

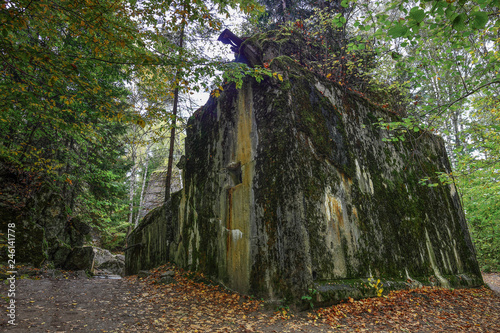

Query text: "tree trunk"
[128, 146, 137, 225]
[135, 152, 150, 227]
[165, 20, 185, 203]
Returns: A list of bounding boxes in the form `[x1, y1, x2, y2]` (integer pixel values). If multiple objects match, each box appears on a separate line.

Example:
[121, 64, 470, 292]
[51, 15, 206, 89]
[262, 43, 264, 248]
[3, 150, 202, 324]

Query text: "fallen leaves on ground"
[2, 264, 499, 332]
[120, 265, 500, 332]
[121, 264, 323, 332]
[316, 286, 500, 332]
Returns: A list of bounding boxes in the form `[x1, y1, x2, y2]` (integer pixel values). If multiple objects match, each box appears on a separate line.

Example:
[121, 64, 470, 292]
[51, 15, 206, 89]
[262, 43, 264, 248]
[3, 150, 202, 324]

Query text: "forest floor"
[1, 265, 499, 332]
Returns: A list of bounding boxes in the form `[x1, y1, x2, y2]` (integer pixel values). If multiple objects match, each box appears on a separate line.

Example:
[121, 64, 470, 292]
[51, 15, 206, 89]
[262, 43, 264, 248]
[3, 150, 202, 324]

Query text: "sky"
[181, 8, 248, 115]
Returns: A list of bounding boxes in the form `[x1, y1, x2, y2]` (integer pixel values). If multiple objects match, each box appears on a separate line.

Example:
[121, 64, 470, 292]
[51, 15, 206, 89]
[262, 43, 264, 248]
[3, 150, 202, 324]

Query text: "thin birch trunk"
[135, 153, 150, 227]
[128, 147, 137, 225]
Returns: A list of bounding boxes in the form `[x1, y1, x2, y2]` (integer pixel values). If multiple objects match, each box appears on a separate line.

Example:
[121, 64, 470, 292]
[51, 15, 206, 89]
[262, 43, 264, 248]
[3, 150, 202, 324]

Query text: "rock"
[93, 247, 115, 267]
[159, 276, 175, 284]
[64, 246, 95, 271]
[48, 269, 63, 278]
[95, 269, 113, 275]
[161, 270, 175, 278]
[137, 270, 152, 278]
[92, 247, 125, 276]
[99, 259, 124, 276]
[75, 270, 88, 279]
[17, 222, 47, 266]
[34, 192, 91, 268]
[2, 203, 91, 270]
[0, 205, 47, 267]
[159, 271, 176, 284]
[51, 246, 72, 268]
[67, 218, 91, 248]
[0, 161, 93, 269]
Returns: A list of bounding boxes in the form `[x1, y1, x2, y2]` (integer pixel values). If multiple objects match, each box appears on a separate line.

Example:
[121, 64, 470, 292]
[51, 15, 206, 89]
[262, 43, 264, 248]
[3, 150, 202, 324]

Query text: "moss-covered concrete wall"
[126, 32, 482, 304]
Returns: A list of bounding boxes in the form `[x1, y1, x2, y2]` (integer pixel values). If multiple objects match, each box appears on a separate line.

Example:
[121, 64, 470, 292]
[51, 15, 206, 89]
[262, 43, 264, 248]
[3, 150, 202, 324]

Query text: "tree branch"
[428, 80, 500, 127]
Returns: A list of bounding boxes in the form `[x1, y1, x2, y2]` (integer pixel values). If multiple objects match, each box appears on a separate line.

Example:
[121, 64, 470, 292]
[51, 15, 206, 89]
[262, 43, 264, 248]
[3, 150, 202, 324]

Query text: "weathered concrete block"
[138, 169, 182, 221]
[126, 33, 482, 304]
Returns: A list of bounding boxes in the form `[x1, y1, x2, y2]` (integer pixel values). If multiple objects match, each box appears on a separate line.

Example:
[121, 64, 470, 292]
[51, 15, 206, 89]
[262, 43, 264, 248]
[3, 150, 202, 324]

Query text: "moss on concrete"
[125, 30, 482, 306]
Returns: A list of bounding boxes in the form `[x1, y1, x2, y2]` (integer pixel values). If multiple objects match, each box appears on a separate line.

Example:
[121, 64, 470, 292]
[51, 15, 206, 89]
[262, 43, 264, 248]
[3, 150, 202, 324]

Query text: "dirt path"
[0, 277, 156, 332]
[1, 268, 499, 332]
[483, 272, 500, 295]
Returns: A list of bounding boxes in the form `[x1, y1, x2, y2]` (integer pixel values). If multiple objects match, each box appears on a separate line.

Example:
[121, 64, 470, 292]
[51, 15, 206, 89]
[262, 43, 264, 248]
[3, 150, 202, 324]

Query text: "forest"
[0, 0, 498, 274]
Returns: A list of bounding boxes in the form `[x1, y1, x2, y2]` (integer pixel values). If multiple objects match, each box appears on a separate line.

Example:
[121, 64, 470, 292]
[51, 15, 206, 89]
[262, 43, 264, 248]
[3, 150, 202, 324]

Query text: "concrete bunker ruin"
[126, 30, 482, 305]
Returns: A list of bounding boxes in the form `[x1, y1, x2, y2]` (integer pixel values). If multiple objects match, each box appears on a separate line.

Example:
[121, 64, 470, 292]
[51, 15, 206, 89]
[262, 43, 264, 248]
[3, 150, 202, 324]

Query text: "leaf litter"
[120, 265, 500, 332]
[1, 264, 499, 332]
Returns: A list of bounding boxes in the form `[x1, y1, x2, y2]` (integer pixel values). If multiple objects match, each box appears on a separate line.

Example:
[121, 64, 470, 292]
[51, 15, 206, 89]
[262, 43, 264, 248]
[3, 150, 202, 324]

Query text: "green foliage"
[375, 116, 421, 142]
[136, 0, 266, 98]
[250, 0, 410, 113]
[100, 221, 131, 252]
[459, 167, 500, 272]
[0, 0, 266, 257]
[0, 0, 138, 230]
[456, 95, 500, 271]
[301, 288, 318, 309]
[276, 299, 293, 319]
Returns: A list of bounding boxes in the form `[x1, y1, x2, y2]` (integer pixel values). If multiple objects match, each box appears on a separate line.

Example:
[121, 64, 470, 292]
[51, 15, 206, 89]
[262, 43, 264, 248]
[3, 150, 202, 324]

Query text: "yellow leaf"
[211, 89, 220, 98]
[136, 119, 146, 128]
[278, 74, 283, 81]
